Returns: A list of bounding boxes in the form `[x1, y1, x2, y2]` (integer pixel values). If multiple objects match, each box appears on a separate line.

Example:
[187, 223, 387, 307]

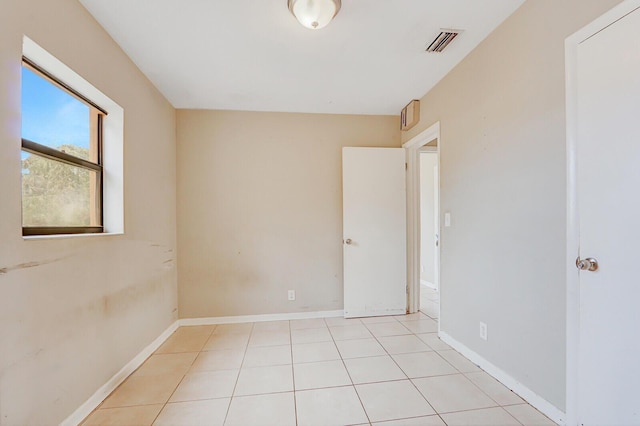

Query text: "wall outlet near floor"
[479, 322, 488, 341]
[288, 290, 296, 301]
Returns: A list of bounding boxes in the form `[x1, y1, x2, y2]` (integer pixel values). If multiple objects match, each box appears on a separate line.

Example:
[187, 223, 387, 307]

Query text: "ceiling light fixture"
[288, 0, 341, 30]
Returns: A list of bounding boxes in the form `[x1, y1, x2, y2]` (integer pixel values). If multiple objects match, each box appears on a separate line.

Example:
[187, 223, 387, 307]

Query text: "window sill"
[23, 232, 124, 241]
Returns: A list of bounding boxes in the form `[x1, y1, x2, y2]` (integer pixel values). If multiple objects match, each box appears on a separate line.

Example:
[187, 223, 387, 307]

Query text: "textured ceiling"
[79, 0, 524, 115]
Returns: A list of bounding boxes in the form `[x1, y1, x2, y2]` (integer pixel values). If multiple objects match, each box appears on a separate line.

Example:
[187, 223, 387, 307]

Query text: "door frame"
[403, 121, 440, 315]
[565, 1, 640, 423]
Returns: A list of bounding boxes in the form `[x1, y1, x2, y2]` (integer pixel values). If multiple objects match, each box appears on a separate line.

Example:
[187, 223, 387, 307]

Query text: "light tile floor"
[82, 313, 557, 426]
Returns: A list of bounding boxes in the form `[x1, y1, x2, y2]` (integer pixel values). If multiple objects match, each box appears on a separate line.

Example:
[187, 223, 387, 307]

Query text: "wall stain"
[96, 277, 167, 317]
[1, 347, 44, 372]
[0, 257, 66, 275]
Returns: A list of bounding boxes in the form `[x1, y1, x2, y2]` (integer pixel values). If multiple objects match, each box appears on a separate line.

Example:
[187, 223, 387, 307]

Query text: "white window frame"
[22, 36, 124, 238]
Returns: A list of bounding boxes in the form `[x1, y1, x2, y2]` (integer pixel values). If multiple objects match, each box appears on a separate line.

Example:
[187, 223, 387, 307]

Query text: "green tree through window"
[22, 145, 92, 227]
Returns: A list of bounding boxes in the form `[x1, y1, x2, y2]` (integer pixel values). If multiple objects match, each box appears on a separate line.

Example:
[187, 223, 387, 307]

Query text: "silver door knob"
[344, 239, 352, 245]
[576, 257, 598, 272]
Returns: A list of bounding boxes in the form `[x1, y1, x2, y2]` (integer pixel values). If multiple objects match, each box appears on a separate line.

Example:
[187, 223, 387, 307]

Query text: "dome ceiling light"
[288, 0, 341, 30]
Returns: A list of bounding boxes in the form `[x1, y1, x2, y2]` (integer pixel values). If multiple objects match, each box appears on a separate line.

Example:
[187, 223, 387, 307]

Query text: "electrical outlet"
[479, 322, 488, 341]
[421, 265, 425, 273]
[288, 290, 296, 301]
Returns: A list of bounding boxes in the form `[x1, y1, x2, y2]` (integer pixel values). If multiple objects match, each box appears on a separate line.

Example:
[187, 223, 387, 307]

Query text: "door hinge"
[405, 163, 408, 170]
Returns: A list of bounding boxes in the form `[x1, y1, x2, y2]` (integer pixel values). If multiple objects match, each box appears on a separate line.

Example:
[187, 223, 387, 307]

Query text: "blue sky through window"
[21, 66, 90, 159]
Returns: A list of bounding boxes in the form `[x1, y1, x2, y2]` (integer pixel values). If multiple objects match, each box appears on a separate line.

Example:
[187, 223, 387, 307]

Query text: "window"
[21, 58, 107, 236]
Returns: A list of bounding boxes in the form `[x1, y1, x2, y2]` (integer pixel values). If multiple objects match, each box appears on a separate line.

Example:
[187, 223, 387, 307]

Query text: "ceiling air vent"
[426, 29, 461, 53]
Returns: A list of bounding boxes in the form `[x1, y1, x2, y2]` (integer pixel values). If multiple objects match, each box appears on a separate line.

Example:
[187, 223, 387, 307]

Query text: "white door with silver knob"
[342, 147, 406, 318]
[570, 4, 640, 424]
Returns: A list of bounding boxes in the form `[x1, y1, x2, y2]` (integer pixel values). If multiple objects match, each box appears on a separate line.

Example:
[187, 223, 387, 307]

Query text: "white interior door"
[342, 147, 406, 318]
[576, 6, 640, 424]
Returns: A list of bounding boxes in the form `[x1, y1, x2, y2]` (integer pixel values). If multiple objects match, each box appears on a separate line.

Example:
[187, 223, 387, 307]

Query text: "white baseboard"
[60, 321, 179, 426]
[179, 309, 344, 326]
[439, 331, 565, 425]
[420, 280, 437, 290]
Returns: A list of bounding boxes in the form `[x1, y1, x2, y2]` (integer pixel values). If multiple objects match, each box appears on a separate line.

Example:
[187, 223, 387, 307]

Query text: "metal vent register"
[426, 30, 461, 53]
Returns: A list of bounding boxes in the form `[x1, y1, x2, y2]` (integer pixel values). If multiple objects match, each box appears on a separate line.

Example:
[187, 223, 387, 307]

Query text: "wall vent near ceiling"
[426, 29, 461, 53]
[401, 100, 420, 131]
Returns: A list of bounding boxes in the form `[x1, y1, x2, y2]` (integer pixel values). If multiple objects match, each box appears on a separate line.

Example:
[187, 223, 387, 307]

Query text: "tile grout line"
[289, 321, 299, 426]
[398, 316, 525, 425]
[436, 404, 526, 419]
[402, 316, 493, 424]
[405, 338, 451, 425]
[150, 324, 218, 425]
[81, 325, 216, 424]
[221, 321, 256, 425]
[427, 343, 524, 417]
[329, 317, 373, 426]
[363, 314, 449, 425]
[452, 373, 526, 425]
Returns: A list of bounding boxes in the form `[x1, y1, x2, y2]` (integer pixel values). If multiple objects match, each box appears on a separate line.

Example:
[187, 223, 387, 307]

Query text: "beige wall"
[177, 110, 399, 318]
[402, 0, 621, 412]
[0, 0, 177, 424]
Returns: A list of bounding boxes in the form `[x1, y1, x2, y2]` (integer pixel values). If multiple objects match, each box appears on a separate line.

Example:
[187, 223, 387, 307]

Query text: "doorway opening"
[418, 147, 439, 319]
[403, 121, 440, 317]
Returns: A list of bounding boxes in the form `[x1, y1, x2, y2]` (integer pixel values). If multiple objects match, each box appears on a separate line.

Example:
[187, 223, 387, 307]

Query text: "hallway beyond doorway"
[420, 284, 440, 320]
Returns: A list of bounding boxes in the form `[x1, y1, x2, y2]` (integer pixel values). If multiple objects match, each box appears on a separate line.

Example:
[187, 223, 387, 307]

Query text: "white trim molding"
[402, 122, 441, 314]
[564, 1, 640, 424]
[60, 321, 179, 426]
[439, 331, 566, 425]
[179, 309, 344, 326]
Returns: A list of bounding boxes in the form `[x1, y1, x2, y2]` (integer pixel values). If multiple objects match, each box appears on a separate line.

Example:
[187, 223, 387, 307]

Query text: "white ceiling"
[78, 0, 524, 115]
